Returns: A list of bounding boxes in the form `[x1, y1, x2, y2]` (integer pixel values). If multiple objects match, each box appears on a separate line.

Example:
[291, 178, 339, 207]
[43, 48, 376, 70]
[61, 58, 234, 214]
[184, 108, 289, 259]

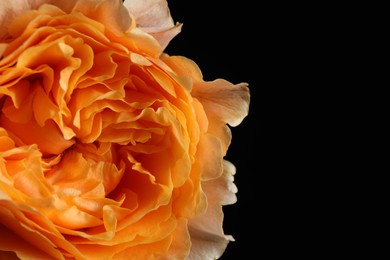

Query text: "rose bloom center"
[0, 3, 199, 239]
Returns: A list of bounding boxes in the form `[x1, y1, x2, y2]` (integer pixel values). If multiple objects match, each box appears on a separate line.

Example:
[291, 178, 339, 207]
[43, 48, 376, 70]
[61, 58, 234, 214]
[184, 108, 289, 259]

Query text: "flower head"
[0, 0, 250, 259]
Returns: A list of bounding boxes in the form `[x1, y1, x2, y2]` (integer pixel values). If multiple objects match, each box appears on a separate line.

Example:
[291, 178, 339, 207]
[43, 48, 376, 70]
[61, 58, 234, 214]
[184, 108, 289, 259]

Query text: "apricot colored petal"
[46, 150, 89, 184]
[27, 0, 78, 11]
[49, 205, 103, 229]
[196, 134, 223, 181]
[0, 224, 59, 260]
[124, 0, 182, 49]
[13, 171, 52, 199]
[0, 128, 15, 151]
[170, 220, 192, 258]
[162, 54, 203, 81]
[0, 114, 75, 155]
[0, 43, 7, 57]
[0, 196, 84, 260]
[43, 0, 78, 13]
[113, 218, 190, 259]
[0, 0, 247, 258]
[89, 162, 126, 195]
[0, 0, 73, 40]
[0, 198, 69, 259]
[72, 0, 133, 36]
[163, 54, 249, 154]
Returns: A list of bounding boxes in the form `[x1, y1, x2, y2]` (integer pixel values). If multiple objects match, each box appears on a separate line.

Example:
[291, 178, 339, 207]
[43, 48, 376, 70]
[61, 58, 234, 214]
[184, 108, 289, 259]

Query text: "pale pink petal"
[192, 80, 250, 127]
[123, 0, 182, 49]
[185, 228, 230, 260]
[162, 53, 250, 156]
[161, 54, 250, 127]
[186, 161, 237, 259]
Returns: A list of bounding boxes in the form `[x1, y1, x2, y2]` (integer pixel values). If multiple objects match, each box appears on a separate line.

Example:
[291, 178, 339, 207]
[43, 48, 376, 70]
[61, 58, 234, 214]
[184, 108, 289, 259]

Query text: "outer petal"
[0, 0, 30, 40]
[192, 80, 250, 127]
[1, 0, 133, 41]
[1, 1, 249, 259]
[0, 0, 76, 40]
[186, 161, 238, 260]
[162, 55, 250, 153]
[72, 0, 133, 36]
[123, 0, 182, 49]
[161, 55, 250, 127]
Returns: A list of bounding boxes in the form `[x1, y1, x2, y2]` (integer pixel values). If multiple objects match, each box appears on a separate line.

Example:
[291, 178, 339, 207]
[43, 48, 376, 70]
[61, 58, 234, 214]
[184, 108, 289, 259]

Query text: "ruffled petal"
[0, 1, 249, 259]
[162, 54, 250, 154]
[124, 0, 182, 49]
[0, 192, 85, 259]
[192, 80, 250, 127]
[0, 0, 76, 40]
[186, 161, 237, 260]
[72, 0, 133, 35]
[0, 0, 31, 40]
[161, 55, 250, 127]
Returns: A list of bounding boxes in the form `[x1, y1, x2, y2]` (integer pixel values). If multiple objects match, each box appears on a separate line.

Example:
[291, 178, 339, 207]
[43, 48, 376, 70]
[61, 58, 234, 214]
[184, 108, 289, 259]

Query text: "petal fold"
[124, 0, 182, 49]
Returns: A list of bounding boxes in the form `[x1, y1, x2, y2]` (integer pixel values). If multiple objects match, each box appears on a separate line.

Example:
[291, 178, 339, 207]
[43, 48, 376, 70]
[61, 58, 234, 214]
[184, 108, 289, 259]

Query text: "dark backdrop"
[165, 1, 259, 259]
[164, 1, 352, 259]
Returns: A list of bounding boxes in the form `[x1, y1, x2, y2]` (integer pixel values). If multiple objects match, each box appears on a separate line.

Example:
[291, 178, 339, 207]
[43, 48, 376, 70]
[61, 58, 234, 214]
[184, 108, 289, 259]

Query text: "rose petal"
[0, 0, 76, 40]
[0, 197, 83, 259]
[0, 223, 59, 260]
[0, 113, 75, 155]
[185, 228, 230, 260]
[192, 80, 250, 127]
[163, 55, 250, 155]
[124, 0, 182, 49]
[186, 161, 237, 259]
[0, 0, 249, 258]
[0, 0, 30, 40]
[72, 0, 133, 35]
[162, 55, 250, 127]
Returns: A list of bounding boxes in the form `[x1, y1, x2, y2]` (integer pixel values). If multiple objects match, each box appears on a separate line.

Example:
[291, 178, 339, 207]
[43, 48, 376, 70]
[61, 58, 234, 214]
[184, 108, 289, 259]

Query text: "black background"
[165, 1, 260, 259]
[163, 2, 363, 259]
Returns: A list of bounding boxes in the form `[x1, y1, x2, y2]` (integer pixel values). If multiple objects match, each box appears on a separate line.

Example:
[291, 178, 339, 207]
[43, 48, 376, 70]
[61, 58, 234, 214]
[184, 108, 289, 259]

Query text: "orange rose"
[0, 0, 250, 259]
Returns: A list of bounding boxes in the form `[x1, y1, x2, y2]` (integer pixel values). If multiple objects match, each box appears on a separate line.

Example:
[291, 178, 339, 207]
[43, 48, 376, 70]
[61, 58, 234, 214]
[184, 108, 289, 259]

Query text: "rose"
[0, 0, 250, 259]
